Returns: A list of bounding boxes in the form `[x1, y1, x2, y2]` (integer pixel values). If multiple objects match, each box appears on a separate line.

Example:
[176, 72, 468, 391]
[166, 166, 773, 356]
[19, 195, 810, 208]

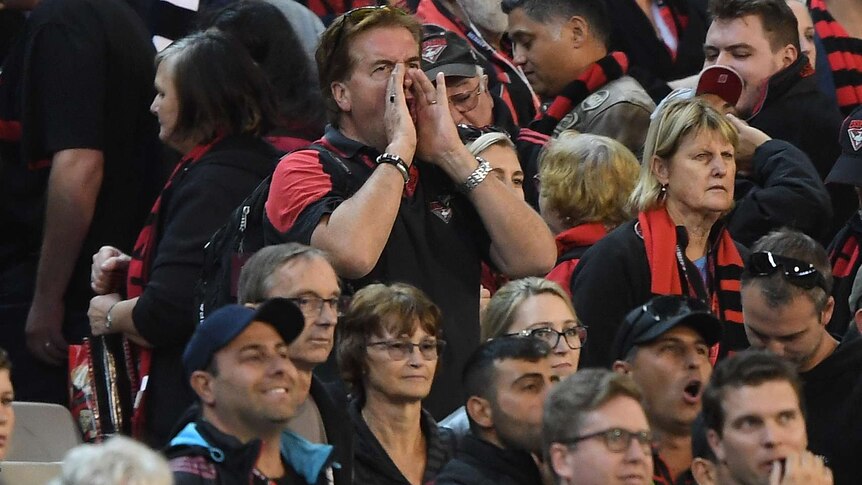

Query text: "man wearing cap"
[421, 25, 515, 134]
[503, 0, 655, 156]
[703, 0, 850, 238]
[416, 0, 540, 127]
[611, 295, 722, 485]
[420, 25, 548, 206]
[825, 106, 862, 335]
[740, 228, 862, 484]
[165, 299, 334, 485]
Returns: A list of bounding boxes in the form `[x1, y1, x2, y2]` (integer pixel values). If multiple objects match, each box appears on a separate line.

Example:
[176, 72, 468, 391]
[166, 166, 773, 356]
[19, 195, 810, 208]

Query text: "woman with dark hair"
[86, 30, 283, 446]
[203, 0, 326, 150]
[338, 283, 454, 485]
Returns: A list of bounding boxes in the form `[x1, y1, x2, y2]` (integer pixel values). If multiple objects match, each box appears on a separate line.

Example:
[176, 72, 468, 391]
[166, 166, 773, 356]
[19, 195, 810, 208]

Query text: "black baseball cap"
[825, 105, 862, 186]
[183, 298, 304, 377]
[421, 25, 480, 79]
[611, 295, 723, 361]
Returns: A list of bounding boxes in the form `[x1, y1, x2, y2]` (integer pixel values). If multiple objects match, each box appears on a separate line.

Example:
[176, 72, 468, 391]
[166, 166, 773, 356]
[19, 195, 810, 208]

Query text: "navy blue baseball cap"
[183, 298, 304, 376]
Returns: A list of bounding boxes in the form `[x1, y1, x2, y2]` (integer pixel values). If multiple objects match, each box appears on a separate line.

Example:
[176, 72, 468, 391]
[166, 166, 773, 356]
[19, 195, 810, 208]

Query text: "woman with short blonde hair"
[538, 132, 639, 295]
[570, 98, 747, 368]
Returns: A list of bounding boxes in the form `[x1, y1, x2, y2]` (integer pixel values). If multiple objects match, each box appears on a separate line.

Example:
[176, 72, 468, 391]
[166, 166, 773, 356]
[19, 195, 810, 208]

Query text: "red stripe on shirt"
[266, 149, 335, 233]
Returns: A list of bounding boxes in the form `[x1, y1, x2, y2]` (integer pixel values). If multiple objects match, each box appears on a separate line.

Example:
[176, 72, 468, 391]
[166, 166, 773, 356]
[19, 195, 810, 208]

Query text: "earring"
[659, 184, 668, 201]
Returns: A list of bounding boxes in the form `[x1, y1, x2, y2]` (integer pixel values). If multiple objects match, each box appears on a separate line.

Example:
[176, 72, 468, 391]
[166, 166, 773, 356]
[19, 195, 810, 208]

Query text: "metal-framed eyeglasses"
[366, 339, 447, 361]
[286, 296, 349, 319]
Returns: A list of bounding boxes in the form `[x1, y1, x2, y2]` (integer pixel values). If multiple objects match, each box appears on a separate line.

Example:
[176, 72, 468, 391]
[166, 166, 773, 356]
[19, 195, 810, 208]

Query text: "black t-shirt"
[0, 0, 162, 317]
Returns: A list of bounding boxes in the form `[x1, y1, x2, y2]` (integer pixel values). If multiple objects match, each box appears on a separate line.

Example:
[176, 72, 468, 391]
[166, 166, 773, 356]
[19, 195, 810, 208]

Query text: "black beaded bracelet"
[375, 153, 410, 183]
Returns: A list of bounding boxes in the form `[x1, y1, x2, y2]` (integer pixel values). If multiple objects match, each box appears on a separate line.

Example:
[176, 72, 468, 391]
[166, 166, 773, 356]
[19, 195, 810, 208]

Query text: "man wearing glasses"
[544, 368, 653, 485]
[741, 229, 862, 484]
[237, 243, 351, 485]
[264, 5, 555, 420]
[611, 295, 722, 485]
[435, 336, 556, 485]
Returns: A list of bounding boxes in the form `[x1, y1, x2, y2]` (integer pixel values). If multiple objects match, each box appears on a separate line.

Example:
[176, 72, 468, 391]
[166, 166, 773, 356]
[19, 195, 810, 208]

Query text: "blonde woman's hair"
[481, 277, 575, 341]
[629, 97, 739, 213]
[465, 131, 515, 157]
[538, 132, 639, 228]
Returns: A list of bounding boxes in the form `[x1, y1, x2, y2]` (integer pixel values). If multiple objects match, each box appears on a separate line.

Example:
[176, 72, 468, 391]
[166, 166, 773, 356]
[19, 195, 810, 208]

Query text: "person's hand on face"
[383, 63, 418, 163]
[769, 451, 832, 485]
[410, 71, 468, 166]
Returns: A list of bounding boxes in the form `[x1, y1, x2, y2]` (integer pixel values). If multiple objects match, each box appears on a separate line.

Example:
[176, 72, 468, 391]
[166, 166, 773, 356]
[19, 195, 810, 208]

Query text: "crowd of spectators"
[1, 0, 861, 483]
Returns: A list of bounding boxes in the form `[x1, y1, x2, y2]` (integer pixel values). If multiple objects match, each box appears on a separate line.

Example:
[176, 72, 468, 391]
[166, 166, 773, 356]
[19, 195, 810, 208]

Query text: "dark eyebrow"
[512, 373, 545, 387]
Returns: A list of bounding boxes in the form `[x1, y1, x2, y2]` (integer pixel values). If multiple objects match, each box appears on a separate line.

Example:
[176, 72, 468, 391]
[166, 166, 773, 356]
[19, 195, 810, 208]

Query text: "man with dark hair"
[502, 0, 654, 156]
[741, 229, 862, 484]
[704, 0, 850, 238]
[544, 368, 653, 485]
[265, 6, 555, 419]
[237, 243, 351, 485]
[702, 350, 832, 485]
[0, 0, 162, 404]
[433, 337, 555, 484]
[611, 295, 722, 484]
[165, 299, 334, 484]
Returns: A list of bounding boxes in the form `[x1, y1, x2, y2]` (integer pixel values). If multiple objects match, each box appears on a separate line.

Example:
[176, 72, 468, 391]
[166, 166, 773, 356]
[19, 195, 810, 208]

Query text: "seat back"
[6, 402, 81, 462]
[0, 461, 62, 485]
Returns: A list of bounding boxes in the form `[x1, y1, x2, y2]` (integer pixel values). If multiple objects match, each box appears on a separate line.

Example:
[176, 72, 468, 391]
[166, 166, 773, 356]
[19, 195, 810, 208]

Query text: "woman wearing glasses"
[337, 283, 454, 485]
[570, 97, 747, 368]
[537, 132, 640, 297]
[441, 277, 583, 434]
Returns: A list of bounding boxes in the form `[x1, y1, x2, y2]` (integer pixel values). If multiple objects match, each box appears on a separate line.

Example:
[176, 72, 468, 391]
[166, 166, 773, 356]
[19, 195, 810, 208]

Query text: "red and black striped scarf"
[125, 136, 222, 439]
[530, 51, 629, 136]
[638, 207, 745, 361]
[809, 0, 862, 115]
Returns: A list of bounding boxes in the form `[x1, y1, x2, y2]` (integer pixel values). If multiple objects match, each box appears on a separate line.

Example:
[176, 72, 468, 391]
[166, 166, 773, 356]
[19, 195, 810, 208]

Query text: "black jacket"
[136, 134, 281, 447]
[608, 0, 710, 102]
[308, 377, 353, 485]
[570, 218, 749, 367]
[165, 413, 333, 485]
[348, 398, 456, 485]
[728, 139, 832, 247]
[748, 56, 850, 240]
[826, 214, 862, 336]
[432, 433, 542, 485]
[800, 337, 862, 485]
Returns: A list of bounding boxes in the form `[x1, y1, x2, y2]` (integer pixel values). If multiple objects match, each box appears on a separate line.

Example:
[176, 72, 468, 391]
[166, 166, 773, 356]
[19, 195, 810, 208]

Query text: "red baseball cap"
[695, 65, 744, 106]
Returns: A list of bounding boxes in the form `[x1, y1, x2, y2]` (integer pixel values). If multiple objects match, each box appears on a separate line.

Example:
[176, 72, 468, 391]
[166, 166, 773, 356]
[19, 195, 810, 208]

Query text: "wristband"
[459, 156, 492, 193]
[105, 301, 120, 330]
[375, 153, 410, 183]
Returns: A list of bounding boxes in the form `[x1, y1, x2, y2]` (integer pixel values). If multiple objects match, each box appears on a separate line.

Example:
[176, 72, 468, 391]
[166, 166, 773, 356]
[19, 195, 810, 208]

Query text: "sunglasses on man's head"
[637, 295, 711, 323]
[328, 5, 408, 57]
[746, 251, 828, 291]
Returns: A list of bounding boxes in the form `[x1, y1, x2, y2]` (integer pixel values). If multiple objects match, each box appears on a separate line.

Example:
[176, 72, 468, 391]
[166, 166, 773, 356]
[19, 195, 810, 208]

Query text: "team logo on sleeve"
[849, 120, 862, 151]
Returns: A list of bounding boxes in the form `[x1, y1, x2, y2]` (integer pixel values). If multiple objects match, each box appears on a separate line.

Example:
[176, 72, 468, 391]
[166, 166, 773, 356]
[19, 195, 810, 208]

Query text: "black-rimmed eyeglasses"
[504, 325, 588, 350]
[746, 251, 829, 292]
[557, 428, 653, 454]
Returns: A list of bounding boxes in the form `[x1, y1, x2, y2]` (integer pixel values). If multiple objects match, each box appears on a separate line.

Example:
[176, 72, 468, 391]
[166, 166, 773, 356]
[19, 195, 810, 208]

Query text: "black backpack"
[195, 144, 355, 322]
